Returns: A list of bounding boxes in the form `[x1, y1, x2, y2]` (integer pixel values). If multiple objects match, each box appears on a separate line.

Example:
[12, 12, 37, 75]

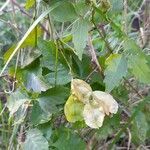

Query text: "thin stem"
[127, 128, 131, 150]
[88, 35, 104, 78]
[91, 9, 113, 54]
[54, 43, 58, 86]
[0, 0, 10, 12]
[34, 0, 38, 47]
[85, 66, 98, 82]
[57, 39, 73, 76]
[123, 0, 128, 34]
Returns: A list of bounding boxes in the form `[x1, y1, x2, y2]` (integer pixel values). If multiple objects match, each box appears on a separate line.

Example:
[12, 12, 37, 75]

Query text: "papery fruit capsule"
[92, 91, 118, 115]
[64, 95, 84, 123]
[71, 79, 92, 104]
[83, 104, 105, 129]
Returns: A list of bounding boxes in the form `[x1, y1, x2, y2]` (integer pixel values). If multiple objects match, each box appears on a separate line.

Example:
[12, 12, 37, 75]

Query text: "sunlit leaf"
[4, 27, 42, 63]
[25, 0, 35, 10]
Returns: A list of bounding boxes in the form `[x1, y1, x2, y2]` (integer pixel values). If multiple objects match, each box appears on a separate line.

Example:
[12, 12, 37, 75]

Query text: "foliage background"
[0, 0, 150, 149]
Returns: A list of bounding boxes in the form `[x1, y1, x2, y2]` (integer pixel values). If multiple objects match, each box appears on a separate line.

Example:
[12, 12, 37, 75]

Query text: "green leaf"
[20, 49, 41, 68]
[7, 91, 30, 117]
[104, 54, 127, 92]
[24, 27, 43, 47]
[72, 19, 90, 60]
[97, 113, 120, 139]
[14, 104, 28, 124]
[44, 69, 72, 86]
[64, 95, 84, 123]
[25, 0, 35, 10]
[110, 0, 123, 13]
[128, 55, 150, 84]
[4, 45, 16, 63]
[26, 73, 49, 93]
[38, 86, 70, 114]
[38, 39, 64, 71]
[38, 39, 56, 70]
[31, 101, 52, 125]
[38, 123, 52, 141]
[16, 62, 49, 93]
[23, 128, 49, 150]
[131, 111, 149, 144]
[52, 128, 85, 150]
[75, 2, 89, 17]
[112, 85, 129, 105]
[123, 38, 143, 55]
[51, 1, 78, 22]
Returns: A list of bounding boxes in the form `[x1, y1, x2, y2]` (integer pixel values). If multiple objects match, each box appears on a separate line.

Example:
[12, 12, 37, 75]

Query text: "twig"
[12, 0, 50, 36]
[0, 18, 22, 34]
[85, 66, 98, 82]
[118, 103, 131, 117]
[10, 0, 17, 28]
[88, 35, 104, 78]
[91, 10, 113, 54]
[0, 74, 8, 78]
[127, 128, 131, 150]
[123, 0, 128, 34]
[0, 104, 7, 116]
[56, 38, 74, 76]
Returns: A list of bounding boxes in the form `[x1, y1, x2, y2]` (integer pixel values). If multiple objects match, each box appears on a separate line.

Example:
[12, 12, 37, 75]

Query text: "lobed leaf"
[104, 54, 127, 92]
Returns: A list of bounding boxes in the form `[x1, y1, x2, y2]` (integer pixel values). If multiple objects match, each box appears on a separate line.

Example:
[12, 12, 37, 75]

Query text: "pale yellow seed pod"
[71, 79, 92, 104]
[92, 91, 118, 115]
[83, 104, 105, 129]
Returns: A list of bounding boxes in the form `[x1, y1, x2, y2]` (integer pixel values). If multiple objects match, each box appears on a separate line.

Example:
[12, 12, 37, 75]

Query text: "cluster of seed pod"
[65, 79, 118, 129]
